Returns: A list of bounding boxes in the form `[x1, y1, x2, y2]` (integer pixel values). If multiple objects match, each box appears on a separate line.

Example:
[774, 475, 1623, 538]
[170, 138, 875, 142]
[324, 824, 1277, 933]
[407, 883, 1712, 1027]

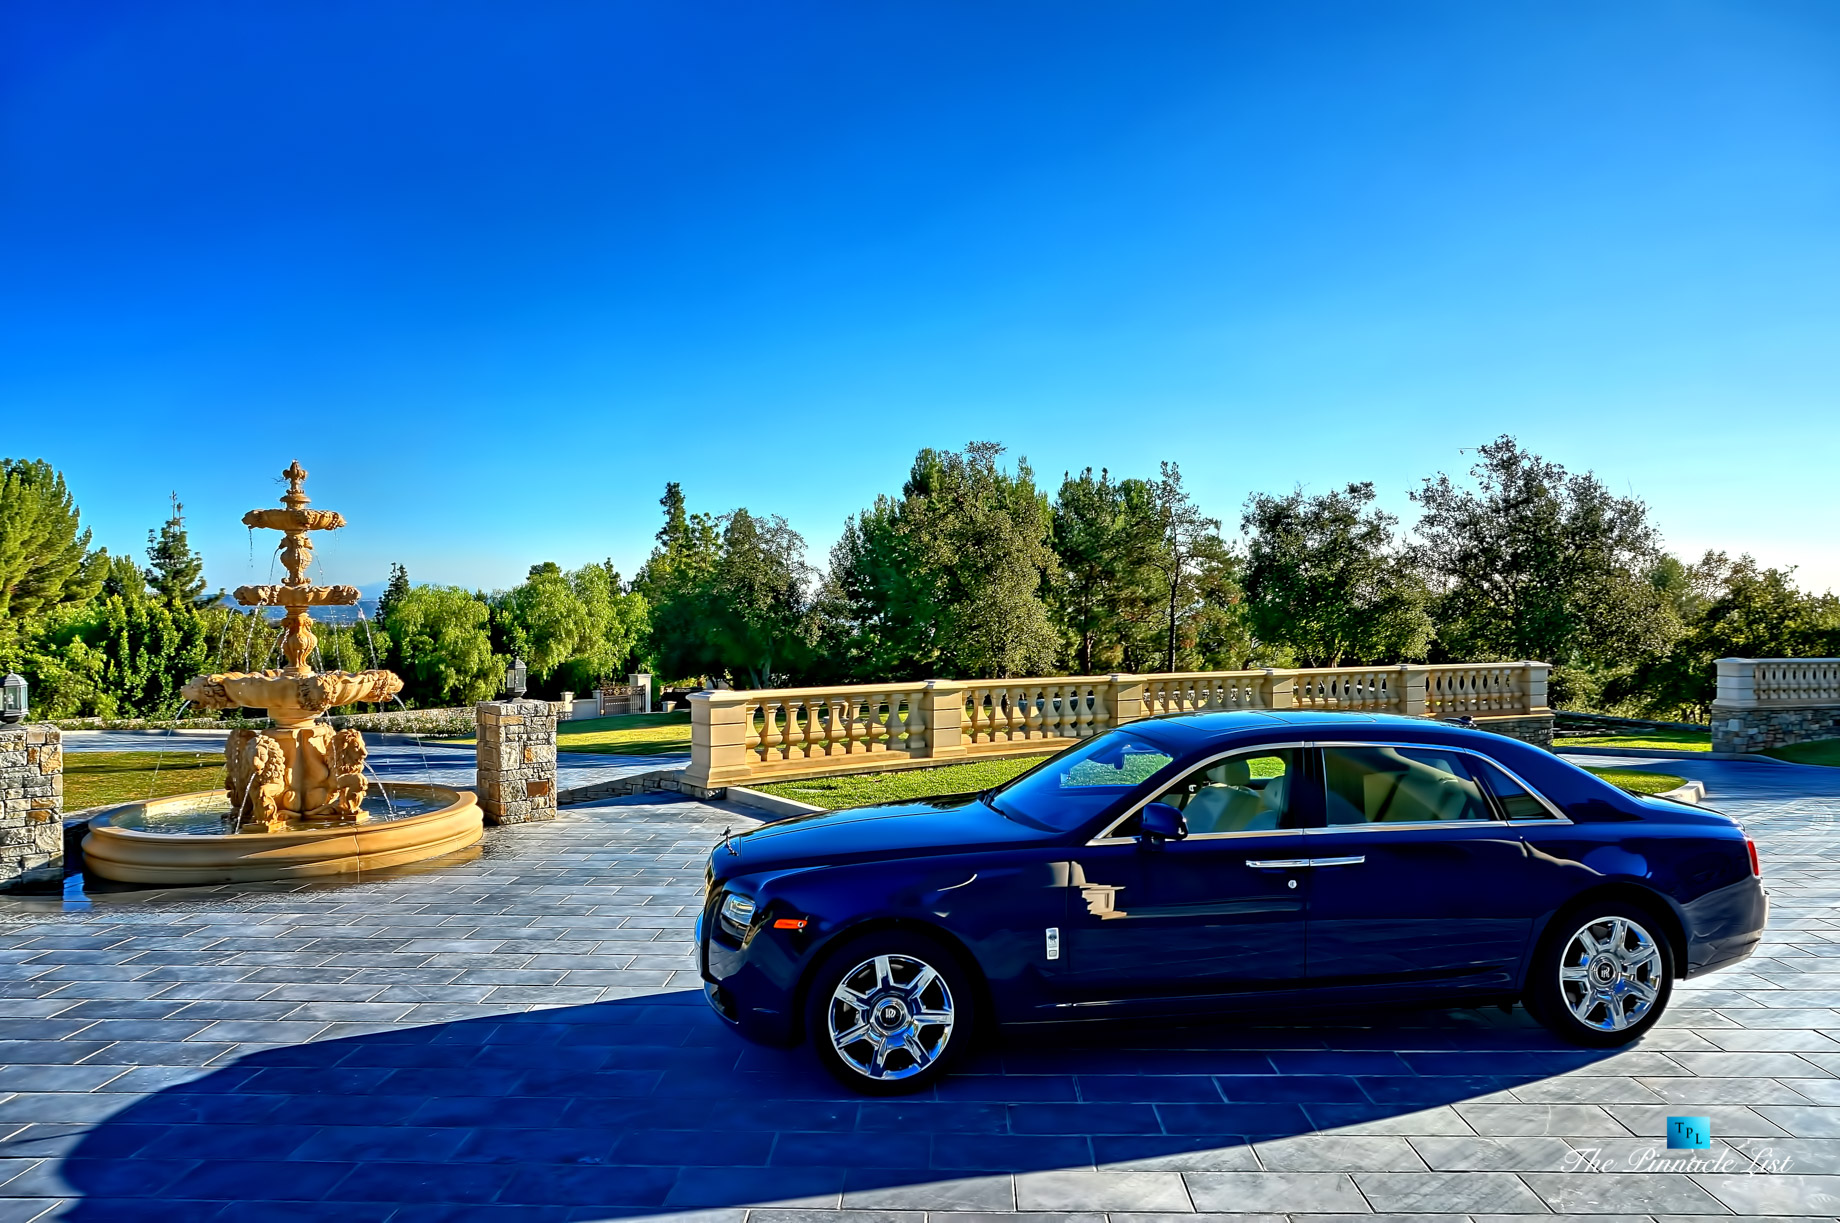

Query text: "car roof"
[1124, 709, 1481, 750]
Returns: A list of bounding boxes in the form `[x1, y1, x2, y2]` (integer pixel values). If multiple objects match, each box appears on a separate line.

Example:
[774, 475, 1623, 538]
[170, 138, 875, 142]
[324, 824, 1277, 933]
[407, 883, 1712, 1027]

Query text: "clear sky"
[4, 1, 1837, 597]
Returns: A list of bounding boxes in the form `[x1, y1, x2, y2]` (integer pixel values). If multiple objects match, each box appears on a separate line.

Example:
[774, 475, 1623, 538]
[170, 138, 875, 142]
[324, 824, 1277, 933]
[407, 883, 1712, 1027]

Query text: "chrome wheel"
[826, 952, 955, 1081]
[1558, 915, 1664, 1032]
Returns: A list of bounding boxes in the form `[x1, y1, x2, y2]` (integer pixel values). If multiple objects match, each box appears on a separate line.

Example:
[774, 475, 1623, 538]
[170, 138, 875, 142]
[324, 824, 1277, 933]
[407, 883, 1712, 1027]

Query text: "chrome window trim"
[1312, 739, 1573, 828]
[1085, 737, 1571, 845]
[1087, 740, 1314, 845]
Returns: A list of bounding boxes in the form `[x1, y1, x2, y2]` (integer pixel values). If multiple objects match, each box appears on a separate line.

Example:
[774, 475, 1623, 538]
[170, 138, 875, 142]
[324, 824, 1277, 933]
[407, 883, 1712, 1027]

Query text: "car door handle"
[1245, 856, 1366, 869]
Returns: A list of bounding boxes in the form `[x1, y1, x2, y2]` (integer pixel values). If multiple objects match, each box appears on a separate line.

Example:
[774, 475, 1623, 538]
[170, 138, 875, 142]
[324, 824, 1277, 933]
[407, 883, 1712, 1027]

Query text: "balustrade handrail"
[683, 661, 1552, 788]
[1714, 657, 1840, 708]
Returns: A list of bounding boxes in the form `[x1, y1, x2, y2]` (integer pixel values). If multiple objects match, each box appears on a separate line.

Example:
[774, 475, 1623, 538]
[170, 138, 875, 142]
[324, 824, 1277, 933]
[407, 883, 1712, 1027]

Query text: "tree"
[637, 486, 812, 687]
[1147, 463, 1228, 673]
[0, 458, 106, 656]
[144, 493, 218, 608]
[1610, 553, 1840, 719]
[497, 561, 650, 694]
[1411, 437, 1675, 669]
[827, 443, 1059, 680]
[381, 585, 502, 707]
[1242, 482, 1432, 666]
[19, 555, 208, 717]
[377, 563, 411, 625]
[1048, 469, 1164, 673]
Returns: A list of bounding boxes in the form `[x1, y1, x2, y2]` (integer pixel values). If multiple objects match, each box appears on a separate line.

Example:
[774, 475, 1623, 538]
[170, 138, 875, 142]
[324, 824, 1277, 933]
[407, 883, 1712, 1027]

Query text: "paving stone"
[0, 758, 1832, 1218]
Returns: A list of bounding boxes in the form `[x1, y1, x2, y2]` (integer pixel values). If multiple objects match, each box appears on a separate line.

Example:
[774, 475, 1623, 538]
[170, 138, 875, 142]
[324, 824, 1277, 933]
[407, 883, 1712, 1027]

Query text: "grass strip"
[1556, 731, 1710, 751]
[440, 711, 692, 756]
[1582, 767, 1689, 795]
[64, 750, 226, 811]
[1761, 738, 1840, 767]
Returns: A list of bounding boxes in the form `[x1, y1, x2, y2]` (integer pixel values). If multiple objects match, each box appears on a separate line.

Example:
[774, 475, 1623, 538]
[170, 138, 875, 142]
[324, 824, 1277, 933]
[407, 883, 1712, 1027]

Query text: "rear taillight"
[1746, 839, 1761, 877]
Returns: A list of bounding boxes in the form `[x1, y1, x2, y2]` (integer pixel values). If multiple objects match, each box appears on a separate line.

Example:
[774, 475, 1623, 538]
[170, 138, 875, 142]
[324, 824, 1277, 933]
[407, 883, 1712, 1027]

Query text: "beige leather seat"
[1183, 758, 1283, 834]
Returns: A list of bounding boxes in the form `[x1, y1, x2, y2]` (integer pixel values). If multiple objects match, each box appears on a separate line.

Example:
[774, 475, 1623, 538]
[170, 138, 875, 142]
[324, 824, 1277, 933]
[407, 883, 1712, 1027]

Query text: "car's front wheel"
[806, 931, 977, 1094]
[1526, 903, 1673, 1046]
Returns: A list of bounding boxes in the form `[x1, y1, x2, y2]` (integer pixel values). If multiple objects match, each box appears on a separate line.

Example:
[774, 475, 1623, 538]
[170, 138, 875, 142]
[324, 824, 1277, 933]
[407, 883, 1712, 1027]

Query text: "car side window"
[1143, 748, 1301, 836]
[1468, 755, 1559, 820]
[1322, 746, 1496, 826]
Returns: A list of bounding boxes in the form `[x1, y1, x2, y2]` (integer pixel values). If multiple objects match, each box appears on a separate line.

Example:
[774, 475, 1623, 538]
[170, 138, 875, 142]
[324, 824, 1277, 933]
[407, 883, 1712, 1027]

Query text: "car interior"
[1157, 751, 1294, 834]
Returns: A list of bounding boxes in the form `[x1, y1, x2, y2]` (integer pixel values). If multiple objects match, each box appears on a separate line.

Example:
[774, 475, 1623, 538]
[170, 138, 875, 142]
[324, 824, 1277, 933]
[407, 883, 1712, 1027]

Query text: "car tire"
[1525, 901, 1674, 1047]
[805, 930, 978, 1094]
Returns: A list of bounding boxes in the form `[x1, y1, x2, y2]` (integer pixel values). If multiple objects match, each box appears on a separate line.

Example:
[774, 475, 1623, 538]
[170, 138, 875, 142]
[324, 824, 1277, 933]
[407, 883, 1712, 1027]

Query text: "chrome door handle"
[1310, 855, 1365, 867]
[1246, 858, 1312, 869]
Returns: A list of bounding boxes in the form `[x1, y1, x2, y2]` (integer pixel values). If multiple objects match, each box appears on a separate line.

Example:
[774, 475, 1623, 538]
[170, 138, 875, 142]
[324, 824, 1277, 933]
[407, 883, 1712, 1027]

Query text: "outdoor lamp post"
[504, 657, 527, 700]
[0, 673, 26, 724]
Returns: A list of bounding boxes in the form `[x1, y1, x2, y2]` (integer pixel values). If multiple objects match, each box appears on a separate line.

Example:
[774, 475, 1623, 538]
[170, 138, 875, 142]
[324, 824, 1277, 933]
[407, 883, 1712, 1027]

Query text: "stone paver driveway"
[0, 756, 1836, 1222]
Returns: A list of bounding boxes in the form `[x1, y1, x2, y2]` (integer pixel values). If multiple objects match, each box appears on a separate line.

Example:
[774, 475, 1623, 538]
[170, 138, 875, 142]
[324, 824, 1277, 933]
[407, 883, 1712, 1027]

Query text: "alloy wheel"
[1557, 914, 1664, 1032]
[826, 952, 955, 1081]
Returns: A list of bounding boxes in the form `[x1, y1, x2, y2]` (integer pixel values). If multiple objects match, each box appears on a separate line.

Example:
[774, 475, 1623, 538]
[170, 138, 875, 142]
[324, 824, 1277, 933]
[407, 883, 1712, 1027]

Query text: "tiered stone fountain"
[82, 463, 484, 884]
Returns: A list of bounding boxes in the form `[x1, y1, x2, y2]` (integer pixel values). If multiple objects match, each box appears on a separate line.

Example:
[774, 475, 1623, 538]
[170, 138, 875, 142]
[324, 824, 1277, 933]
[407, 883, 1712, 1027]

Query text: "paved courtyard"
[0, 755, 1836, 1221]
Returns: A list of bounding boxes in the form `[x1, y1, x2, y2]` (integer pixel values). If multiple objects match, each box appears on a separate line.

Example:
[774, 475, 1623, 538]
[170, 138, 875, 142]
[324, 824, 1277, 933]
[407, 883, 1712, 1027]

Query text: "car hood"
[711, 793, 1055, 879]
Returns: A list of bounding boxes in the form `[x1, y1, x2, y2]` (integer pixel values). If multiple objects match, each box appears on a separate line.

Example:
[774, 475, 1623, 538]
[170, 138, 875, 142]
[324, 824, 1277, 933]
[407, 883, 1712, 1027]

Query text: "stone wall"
[474, 700, 558, 825]
[1471, 713, 1555, 748]
[0, 724, 63, 884]
[1712, 704, 1840, 753]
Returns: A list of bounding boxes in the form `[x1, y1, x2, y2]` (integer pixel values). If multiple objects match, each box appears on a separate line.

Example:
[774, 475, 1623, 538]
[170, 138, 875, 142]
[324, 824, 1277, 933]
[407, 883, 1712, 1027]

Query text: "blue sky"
[4, 1, 1837, 595]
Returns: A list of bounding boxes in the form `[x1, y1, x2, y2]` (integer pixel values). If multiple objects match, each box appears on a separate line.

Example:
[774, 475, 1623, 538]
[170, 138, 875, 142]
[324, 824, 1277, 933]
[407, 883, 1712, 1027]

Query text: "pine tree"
[145, 493, 218, 608]
[377, 563, 411, 624]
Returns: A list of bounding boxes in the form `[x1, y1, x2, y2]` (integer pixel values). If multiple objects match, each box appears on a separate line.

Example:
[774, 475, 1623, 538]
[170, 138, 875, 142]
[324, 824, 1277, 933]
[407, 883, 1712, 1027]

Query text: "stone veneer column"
[474, 700, 558, 825]
[0, 723, 63, 883]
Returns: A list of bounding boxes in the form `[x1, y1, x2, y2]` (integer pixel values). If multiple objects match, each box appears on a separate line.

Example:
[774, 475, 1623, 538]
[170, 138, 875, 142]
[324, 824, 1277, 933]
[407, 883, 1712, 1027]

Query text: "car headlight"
[719, 891, 756, 934]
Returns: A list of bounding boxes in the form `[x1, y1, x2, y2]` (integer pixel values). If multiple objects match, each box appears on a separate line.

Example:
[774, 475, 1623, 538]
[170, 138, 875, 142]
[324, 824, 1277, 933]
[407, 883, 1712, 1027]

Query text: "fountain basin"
[81, 783, 484, 884]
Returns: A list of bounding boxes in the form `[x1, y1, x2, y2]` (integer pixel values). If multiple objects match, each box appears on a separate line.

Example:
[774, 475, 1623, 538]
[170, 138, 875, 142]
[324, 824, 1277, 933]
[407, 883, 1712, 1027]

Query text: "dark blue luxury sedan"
[697, 712, 1767, 1093]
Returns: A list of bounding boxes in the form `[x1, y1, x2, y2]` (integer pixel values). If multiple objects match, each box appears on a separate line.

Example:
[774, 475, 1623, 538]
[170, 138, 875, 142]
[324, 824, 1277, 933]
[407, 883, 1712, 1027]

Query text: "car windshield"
[987, 729, 1177, 831]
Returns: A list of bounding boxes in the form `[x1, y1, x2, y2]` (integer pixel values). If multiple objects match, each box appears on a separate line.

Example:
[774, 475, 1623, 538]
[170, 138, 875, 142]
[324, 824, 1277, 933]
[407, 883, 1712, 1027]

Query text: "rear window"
[1469, 756, 1559, 820]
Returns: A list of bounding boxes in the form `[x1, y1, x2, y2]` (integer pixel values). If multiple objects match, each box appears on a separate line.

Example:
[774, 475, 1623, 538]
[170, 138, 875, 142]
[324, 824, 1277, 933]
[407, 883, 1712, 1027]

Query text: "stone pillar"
[474, 700, 558, 825]
[630, 673, 652, 714]
[0, 724, 62, 884]
[920, 681, 967, 760]
[557, 691, 574, 723]
[683, 690, 754, 788]
[1109, 675, 1146, 727]
[1396, 665, 1429, 717]
[1523, 661, 1551, 713]
[1265, 669, 1296, 710]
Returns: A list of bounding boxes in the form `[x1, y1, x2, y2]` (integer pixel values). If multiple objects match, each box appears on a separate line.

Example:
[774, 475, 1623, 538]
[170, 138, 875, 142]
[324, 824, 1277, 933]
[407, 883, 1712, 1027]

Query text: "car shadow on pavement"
[38, 989, 1617, 1221]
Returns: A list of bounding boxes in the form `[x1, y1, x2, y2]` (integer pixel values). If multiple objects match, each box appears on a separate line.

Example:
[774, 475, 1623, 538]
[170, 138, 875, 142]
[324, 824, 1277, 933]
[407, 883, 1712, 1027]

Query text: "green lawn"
[442, 711, 692, 756]
[1762, 738, 1840, 767]
[753, 754, 1688, 810]
[1557, 730, 1710, 751]
[64, 750, 225, 811]
[1583, 767, 1688, 795]
[754, 755, 1049, 810]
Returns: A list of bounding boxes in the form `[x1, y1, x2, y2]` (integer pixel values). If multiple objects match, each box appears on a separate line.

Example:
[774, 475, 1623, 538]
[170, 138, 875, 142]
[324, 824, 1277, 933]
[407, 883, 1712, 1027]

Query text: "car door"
[1057, 745, 1314, 1001]
[1302, 742, 1536, 991]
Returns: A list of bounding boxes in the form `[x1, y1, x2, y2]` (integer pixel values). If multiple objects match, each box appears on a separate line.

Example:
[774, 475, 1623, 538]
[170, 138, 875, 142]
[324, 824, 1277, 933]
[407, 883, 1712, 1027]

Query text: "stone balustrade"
[1713, 657, 1840, 752]
[684, 661, 1552, 788]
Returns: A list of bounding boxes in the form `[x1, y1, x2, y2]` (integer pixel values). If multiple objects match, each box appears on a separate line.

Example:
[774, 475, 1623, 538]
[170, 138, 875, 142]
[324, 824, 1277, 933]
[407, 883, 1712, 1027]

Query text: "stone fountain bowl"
[80, 783, 483, 885]
[180, 669, 404, 716]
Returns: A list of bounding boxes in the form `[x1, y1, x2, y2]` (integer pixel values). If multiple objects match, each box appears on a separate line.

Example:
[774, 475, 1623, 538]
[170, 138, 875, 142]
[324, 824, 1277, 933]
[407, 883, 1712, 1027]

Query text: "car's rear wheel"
[1526, 903, 1673, 1046]
[806, 931, 976, 1094]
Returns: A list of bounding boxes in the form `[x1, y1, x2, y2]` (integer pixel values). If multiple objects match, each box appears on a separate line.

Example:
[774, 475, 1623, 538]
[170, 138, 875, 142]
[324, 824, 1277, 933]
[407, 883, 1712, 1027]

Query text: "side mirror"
[1139, 802, 1187, 845]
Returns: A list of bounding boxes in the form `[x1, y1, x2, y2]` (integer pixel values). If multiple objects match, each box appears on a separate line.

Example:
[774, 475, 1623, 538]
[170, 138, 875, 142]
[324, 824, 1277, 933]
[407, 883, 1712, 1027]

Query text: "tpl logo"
[1667, 1116, 1712, 1150]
